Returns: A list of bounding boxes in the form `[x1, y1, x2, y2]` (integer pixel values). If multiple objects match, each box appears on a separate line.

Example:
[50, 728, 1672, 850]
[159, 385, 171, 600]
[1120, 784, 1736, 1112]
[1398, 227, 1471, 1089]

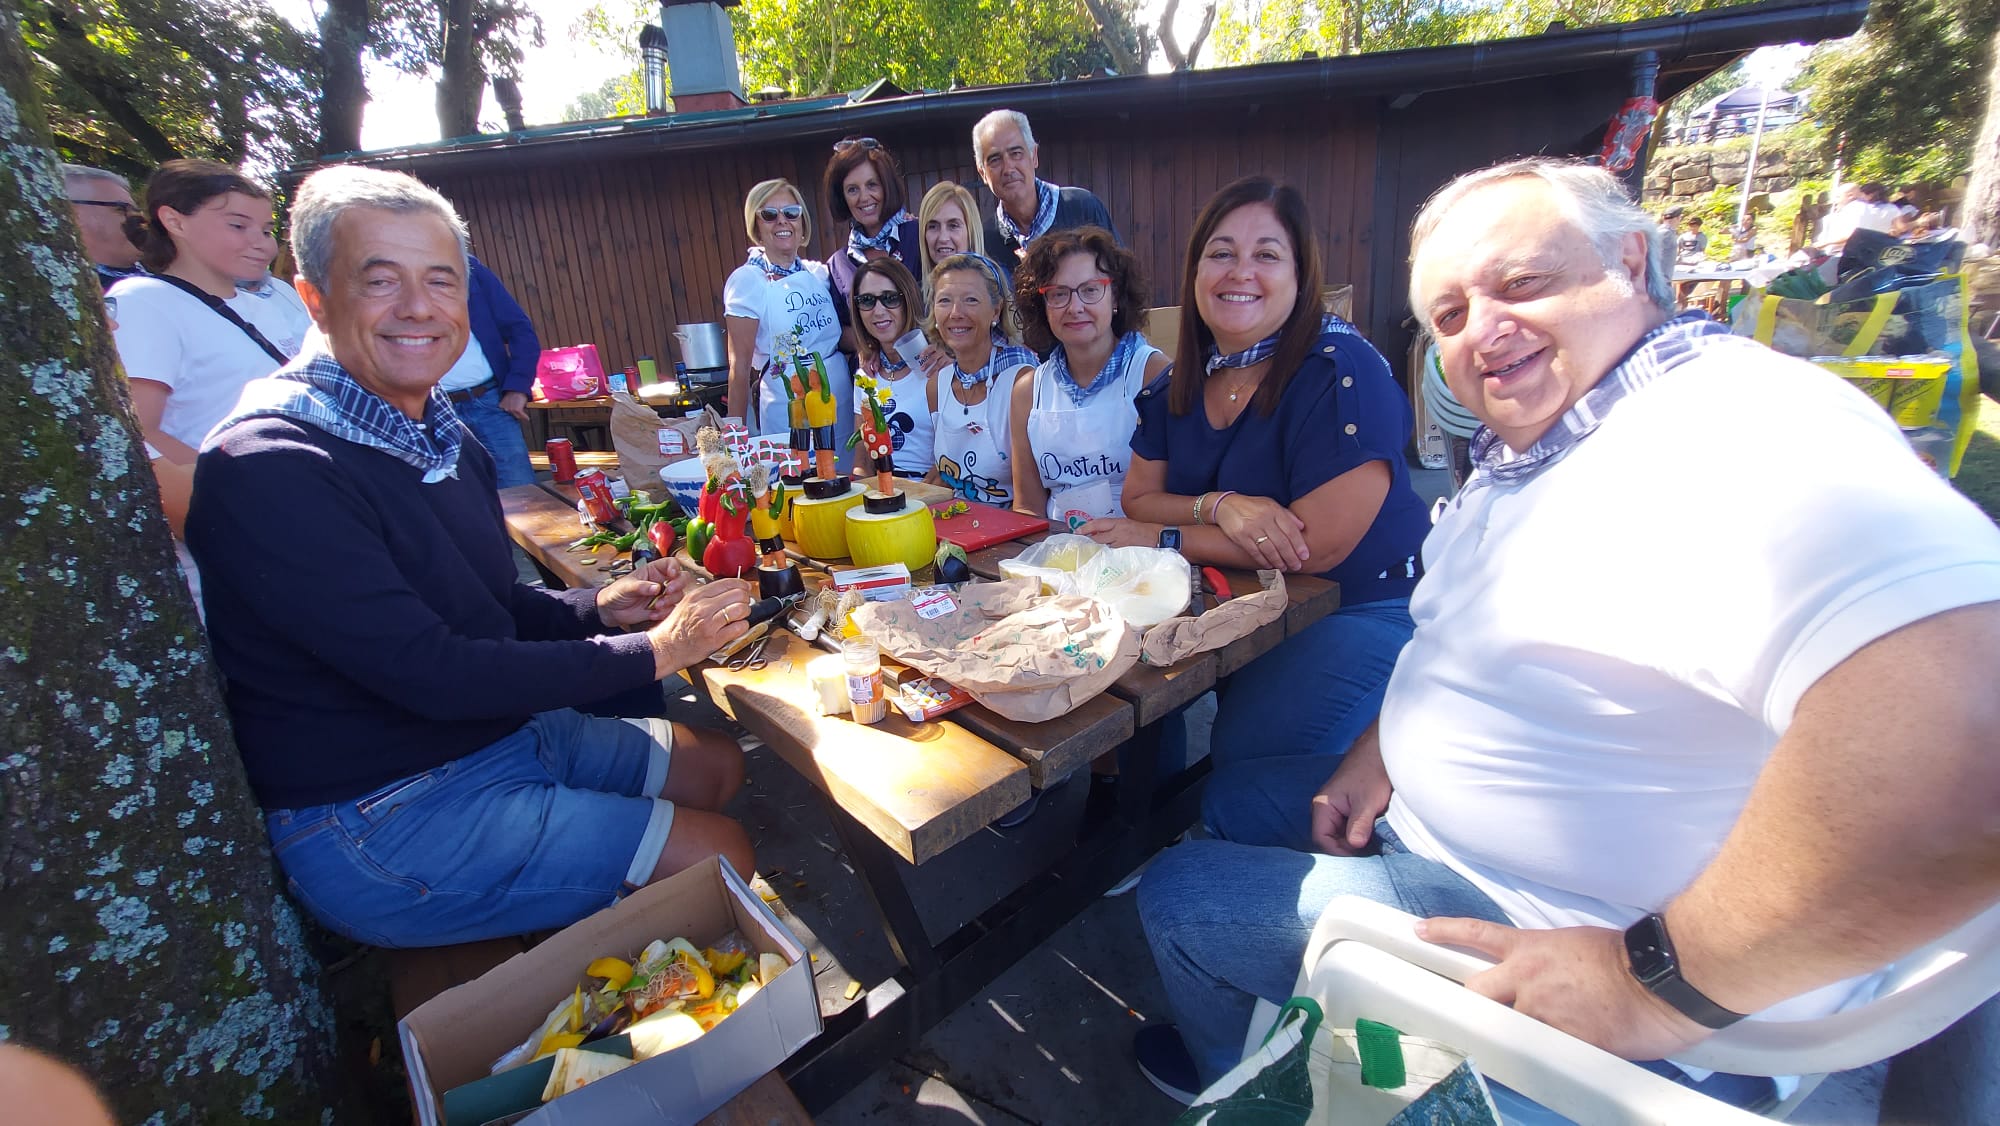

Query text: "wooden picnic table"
[498, 465, 1341, 1111]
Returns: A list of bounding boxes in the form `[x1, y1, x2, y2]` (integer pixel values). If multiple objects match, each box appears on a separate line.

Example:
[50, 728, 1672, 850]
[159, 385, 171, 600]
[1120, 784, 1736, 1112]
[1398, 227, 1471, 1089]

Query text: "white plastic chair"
[1245, 895, 2000, 1122]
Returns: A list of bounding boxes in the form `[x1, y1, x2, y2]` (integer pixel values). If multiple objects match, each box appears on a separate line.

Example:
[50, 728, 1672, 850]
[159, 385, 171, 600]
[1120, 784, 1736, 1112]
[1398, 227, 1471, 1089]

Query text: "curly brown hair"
[1011, 226, 1149, 357]
[822, 138, 906, 227]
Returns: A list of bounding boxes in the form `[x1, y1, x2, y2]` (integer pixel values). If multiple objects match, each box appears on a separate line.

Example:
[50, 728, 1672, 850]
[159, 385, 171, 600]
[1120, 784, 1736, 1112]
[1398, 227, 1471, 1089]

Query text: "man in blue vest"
[437, 254, 541, 487]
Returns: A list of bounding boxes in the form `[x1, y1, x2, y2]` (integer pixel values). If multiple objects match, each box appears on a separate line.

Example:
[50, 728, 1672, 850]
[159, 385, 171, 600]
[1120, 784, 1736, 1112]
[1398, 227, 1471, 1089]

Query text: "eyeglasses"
[833, 136, 882, 154]
[855, 291, 905, 311]
[1038, 278, 1112, 309]
[71, 199, 137, 216]
[757, 204, 805, 222]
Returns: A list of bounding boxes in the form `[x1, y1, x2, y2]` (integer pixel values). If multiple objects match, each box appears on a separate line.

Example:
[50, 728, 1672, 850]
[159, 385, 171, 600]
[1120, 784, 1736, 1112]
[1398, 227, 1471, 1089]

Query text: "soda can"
[575, 468, 619, 524]
[545, 438, 577, 483]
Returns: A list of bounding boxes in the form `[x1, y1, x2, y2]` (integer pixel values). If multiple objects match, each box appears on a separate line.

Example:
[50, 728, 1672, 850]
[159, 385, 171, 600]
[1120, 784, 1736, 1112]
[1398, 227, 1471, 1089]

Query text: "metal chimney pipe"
[640, 24, 669, 114]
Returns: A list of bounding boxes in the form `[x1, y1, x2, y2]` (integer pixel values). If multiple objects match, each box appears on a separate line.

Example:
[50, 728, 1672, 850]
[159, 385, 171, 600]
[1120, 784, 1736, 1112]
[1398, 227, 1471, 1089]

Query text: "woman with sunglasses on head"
[847, 258, 937, 481]
[110, 159, 309, 543]
[918, 181, 985, 279]
[724, 179, 851, 458]
[927, 254, 1037, 507]
[1008, 226, 1169, 528]
[823, 137, 922, 313]
[1081, 176, 1429, 848]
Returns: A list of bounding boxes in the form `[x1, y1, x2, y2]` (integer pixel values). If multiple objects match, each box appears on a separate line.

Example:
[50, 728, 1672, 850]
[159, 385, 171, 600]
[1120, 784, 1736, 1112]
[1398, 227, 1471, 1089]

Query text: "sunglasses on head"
[757, 204, 805, 222]
[833, 136, 882, 154]
[855, 291, 906, 311]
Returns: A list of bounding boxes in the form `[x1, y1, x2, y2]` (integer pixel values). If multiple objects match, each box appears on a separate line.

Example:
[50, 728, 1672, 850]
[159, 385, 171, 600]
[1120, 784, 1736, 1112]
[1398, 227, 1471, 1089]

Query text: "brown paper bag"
[850, 579, 1139, 722]
[1138, 570, 1288, 666]
[611, 400, 734, 493]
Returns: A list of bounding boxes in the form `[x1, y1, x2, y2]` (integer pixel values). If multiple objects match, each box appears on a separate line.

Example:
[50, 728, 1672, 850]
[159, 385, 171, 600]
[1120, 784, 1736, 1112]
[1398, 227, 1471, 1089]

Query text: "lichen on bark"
[0, 2, 349, 1119]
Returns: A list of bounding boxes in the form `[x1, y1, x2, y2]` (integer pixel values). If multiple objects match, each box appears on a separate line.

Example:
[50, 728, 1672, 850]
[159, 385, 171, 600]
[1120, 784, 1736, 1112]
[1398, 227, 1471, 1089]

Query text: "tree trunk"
[1080, 0, 1145, 74]
[1963, 26, 2000, 247]
[436, 0, 484, 137]
[0, 4, 349, 1121]
[318, 0, 371, 155]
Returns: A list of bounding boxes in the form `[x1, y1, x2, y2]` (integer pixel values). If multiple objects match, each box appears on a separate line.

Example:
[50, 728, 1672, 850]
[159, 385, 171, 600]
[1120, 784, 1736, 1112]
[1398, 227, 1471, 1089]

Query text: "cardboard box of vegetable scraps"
[399, 856, 819, 1125]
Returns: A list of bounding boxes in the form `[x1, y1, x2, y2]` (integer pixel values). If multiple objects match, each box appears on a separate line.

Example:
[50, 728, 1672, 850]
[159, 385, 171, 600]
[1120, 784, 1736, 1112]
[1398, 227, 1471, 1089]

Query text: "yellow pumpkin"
[789, 484, 865, 559]
[845, 499, 937, 572]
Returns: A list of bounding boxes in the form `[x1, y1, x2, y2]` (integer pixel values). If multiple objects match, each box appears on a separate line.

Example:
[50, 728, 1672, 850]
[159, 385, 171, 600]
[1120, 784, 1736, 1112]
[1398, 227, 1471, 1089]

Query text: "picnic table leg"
[818, 790, 943, 978]
[1116, 720, 1165, 824]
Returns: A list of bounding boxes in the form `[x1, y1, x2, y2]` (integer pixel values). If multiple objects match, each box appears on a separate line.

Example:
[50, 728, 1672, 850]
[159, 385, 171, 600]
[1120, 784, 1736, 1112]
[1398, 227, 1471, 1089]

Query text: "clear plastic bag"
[1000, 533, 1190, 627]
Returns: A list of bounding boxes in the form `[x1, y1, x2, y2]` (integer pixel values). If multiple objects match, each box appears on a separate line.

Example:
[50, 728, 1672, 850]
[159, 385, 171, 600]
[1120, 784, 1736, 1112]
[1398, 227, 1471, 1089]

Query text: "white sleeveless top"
[932, 359, 1032, 506]
[864, 360, 935, 475]
[1026, 336, 1158, 528]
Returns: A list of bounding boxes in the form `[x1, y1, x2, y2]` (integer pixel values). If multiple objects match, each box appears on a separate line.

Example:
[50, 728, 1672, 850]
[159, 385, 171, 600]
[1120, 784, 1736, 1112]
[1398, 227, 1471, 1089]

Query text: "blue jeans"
[1139, 819, 1780, 1116]
[265, 709, 675, 948]
[1203, 597, 1413, 845]
[458, 386, 535, 488]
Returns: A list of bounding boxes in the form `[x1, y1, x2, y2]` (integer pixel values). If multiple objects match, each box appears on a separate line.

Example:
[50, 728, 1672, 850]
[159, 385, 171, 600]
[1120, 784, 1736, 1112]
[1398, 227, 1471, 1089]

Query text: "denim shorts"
[265, 709, 676, 948]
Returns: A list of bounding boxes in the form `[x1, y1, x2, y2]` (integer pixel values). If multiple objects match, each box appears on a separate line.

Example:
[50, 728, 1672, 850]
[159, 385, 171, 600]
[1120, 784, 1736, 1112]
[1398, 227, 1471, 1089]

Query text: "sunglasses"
[855, 291, 906, 311]
[833, 136, 882, 153]
[71, 199, 137, 216]
[757, 204, 805, 222]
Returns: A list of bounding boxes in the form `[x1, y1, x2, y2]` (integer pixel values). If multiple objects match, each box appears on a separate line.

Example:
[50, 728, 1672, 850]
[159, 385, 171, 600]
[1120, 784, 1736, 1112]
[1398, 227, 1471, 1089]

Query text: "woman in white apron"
[927, 254, 1037, 507]
[847, 257, 936, 478]
[1008, 228, 1171, 528]
[723, 178, 852, 467]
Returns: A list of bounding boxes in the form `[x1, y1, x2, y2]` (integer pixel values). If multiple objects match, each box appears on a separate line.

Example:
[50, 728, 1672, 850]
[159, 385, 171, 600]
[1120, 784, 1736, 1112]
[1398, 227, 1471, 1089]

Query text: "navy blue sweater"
[185, 416, 657, 809]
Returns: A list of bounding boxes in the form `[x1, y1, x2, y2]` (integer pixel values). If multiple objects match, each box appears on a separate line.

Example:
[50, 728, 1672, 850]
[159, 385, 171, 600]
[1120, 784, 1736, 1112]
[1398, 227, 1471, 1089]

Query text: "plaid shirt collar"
[211, 345, 464, 483]
[1464, 311, 1730, 494]
[996, 179, 1059, 246]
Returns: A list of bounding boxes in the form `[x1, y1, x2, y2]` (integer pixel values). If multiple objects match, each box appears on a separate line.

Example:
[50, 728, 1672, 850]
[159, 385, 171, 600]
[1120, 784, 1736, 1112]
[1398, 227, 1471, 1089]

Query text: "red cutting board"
[929, 503, 1049, 552]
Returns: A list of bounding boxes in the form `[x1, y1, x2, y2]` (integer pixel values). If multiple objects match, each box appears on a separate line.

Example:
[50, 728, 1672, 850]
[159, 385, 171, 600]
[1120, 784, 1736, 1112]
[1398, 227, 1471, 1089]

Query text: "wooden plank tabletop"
[704, 631, 1031, 865]
[499, 483, 615, 590]
[526, 450, 620, 473]
[925, 684, 1134, 789]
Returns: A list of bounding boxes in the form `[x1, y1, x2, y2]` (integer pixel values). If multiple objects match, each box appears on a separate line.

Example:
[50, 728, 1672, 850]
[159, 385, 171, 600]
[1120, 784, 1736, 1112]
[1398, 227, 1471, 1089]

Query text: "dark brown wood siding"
[418, 104, 1380, 378]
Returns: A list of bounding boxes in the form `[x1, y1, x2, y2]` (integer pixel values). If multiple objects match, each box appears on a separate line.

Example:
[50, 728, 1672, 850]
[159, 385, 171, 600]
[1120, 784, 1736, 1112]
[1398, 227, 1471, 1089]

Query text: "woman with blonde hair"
[927, 253, 1036, 506]
[723, 178, 851, 456]
[917, 181, 985, 280]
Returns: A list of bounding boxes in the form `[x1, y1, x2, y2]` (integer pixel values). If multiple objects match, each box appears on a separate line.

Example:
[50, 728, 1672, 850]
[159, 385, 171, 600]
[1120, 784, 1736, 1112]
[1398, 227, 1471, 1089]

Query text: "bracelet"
[1210, 491, 1236, 524]
[1193, 492, 1206, 525]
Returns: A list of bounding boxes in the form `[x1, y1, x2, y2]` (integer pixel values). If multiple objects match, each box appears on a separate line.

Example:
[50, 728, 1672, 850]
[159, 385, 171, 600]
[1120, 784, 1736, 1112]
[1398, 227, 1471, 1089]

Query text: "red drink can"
[575, 469, 619, 524]
[545, 438, 578, 483]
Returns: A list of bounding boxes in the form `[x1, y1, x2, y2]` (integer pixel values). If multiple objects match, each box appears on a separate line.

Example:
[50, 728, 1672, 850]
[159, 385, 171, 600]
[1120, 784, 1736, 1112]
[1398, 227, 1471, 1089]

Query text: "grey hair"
[1407, 157, 1672, 332]
[971, 109, 1036, 163]
[60, 162, 130, 191]
[290, 164, 469, 290]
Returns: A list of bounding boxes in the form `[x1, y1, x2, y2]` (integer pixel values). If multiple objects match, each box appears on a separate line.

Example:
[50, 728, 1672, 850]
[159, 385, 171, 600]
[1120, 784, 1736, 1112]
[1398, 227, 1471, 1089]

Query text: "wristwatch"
[1623, 913, 1746, 1030]
[1157, 527, 1182, 551]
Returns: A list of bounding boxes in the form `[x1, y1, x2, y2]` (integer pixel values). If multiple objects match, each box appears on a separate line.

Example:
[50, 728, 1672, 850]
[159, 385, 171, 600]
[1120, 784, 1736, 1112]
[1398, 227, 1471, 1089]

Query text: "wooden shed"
[321, 0, 1866, 383]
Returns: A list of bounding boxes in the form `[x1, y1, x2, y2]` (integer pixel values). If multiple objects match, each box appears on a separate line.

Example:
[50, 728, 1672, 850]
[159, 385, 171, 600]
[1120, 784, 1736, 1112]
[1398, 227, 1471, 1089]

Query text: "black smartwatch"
[1157, 527, 1182, 551]
[1623, 913, 1746, 1030]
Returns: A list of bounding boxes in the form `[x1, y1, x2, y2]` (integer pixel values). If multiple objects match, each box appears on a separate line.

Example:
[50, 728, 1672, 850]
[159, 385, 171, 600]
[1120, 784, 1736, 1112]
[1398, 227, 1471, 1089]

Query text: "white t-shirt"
[722, 259, 842, 426]
[110, 274, 312, 449]
[1382, 337, 2000, 1023]
[933, 364, 1032, 507]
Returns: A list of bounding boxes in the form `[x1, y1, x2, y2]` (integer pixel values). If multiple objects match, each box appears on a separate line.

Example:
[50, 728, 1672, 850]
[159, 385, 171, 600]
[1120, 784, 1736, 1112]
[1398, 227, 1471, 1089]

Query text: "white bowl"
[659, 459, 708, 515]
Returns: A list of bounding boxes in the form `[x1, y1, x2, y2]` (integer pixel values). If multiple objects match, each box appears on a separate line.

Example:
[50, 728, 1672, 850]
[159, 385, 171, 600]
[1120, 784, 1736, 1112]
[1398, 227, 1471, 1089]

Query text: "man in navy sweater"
[972, 109, 1120, 274]
[186, 165, 757, 949]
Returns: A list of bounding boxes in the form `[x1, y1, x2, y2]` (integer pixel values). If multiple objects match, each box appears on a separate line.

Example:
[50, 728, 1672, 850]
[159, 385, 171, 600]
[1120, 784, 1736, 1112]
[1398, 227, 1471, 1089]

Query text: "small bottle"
[842, 636, 887, 724]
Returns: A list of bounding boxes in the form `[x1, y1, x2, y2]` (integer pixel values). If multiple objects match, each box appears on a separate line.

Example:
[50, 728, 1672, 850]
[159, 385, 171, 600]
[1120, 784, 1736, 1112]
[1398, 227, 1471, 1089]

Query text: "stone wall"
[1643, 134, 1831, 205]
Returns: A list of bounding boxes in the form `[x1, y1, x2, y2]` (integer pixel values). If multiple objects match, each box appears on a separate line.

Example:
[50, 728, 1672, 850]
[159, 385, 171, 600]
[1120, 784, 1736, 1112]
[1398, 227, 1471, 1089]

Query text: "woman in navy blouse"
[1081, 176, 1431, 850]
[824, 136, 923, 313]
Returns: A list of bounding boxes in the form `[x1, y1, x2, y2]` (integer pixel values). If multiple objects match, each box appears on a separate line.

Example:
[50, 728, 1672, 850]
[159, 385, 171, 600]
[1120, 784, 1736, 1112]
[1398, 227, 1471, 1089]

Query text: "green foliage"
[19, 0, 317, 177]
[1211, 0, 1752, 64]
[564, 73, 648, 122]
[731, 0, 1111, 96]
[369, 0, 545, 83]
[1800, 0, 2000, 183]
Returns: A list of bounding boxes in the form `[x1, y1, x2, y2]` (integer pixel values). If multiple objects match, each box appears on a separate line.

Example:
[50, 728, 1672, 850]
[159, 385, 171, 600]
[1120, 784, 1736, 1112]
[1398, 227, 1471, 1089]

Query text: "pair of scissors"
[726, 636, 770, 671]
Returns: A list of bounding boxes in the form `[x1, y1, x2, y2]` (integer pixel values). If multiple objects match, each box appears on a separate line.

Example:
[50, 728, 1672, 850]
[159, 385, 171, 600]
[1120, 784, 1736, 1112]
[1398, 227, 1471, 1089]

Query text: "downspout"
[1594, 49, 1660, 196]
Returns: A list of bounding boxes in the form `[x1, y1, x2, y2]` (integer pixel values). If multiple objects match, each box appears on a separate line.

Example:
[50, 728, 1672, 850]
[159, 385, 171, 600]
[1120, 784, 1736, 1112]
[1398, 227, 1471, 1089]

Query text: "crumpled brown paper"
[1138, 570, 1288, 666]
[611, 399, 734, 492]
[850, 578, 1139, 722]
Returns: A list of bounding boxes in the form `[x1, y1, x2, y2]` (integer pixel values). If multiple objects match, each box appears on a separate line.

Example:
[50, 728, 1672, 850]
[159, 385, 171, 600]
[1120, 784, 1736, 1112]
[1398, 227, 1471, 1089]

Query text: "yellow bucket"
[1812, 354, 1952, 429]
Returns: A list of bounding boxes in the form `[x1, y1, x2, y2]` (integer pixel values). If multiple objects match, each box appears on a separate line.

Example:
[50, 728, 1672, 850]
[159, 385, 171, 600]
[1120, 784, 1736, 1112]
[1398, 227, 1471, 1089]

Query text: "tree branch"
[1157, 0, 1185, 69]
[1080, 0, 1144, 74]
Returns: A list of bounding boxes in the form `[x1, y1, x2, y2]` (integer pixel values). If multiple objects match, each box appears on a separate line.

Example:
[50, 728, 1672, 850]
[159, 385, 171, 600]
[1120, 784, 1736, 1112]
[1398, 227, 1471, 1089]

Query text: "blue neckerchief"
[1205, 314, 1355, 375]
[1462, 311, 1731, 497]
[207, 345, 464, 483]
[1049, 331, 1144, 407]
[996, 179, 1058, 246]
[848, 209, 912, 259]
[746, 246, 803, 280]
[952, 342, 1037, 390]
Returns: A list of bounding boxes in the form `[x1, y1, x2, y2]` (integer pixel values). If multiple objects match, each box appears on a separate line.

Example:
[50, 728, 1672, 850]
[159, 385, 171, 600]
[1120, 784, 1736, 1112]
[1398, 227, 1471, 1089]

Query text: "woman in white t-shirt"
[927, 254, 1038, 507]
[1008, 227, 1170, 529]
[846, 257, 936, 479]
[723, 178, 852, 467]
[110, 159, 309, 537]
